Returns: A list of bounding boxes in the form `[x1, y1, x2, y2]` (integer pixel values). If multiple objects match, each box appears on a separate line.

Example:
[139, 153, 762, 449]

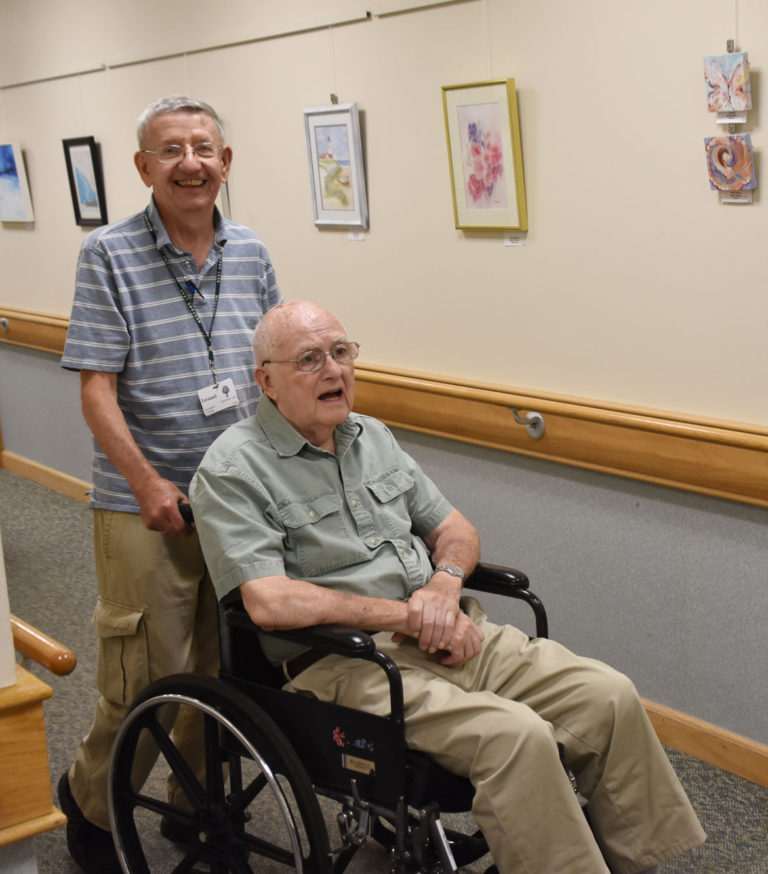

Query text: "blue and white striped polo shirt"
[61, 198, 282, 512]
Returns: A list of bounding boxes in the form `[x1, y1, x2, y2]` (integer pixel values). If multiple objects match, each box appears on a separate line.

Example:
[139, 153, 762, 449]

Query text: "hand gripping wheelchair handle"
[178, 500, 194, 525]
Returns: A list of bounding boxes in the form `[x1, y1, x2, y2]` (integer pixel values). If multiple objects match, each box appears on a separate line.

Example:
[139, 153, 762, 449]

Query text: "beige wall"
[1, 0, 766, 425]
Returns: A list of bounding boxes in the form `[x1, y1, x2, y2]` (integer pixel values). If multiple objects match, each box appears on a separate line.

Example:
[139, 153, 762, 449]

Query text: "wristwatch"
[433, 564, 465, 582]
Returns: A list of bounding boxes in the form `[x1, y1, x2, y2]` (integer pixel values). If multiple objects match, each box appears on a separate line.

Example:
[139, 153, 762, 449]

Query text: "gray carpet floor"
[1, 467, 766, 873]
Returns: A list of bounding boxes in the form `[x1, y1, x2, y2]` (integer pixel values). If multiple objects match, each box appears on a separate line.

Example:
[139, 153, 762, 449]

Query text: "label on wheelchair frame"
[333, 724, 377, 774]
[341, 753, 376, 775]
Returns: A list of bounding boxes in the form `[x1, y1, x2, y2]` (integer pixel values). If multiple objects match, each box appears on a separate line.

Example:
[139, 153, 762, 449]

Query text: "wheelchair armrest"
[465, 562, 529, 594]
[258, 623, 377, 659]
[464, 562, 549, 639]
[222, 599, 376, 658]
[221, 603, 406, 726]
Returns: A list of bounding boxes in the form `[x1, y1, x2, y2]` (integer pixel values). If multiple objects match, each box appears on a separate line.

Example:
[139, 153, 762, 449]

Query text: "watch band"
[433, 564, 465, 581]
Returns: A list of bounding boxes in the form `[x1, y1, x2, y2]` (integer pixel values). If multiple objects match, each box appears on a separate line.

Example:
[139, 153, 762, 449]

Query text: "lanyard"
[143, 209, 223, 385]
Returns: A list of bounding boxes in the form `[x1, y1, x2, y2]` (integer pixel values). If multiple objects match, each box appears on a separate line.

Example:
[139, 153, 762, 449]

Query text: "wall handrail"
[4, 306, 768, 508]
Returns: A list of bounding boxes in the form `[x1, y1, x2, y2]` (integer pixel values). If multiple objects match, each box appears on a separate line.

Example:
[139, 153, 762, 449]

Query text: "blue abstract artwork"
[0, 143, 35, 222]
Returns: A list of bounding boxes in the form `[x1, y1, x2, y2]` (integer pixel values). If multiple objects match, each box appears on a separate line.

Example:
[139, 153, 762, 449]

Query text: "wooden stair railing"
[0, 617, 76, 848]
[10, 614, 77, 676]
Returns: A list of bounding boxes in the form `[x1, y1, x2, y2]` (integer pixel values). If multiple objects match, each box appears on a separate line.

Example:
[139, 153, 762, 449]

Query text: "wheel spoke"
[227, 768, 268, 816]
[203, 709, 227, 799]
[144, 710, 209, 808]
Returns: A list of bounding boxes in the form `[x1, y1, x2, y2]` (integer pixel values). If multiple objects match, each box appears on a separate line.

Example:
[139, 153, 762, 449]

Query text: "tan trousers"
[287, 598, 705, 874]
[69, 510, 219, 830]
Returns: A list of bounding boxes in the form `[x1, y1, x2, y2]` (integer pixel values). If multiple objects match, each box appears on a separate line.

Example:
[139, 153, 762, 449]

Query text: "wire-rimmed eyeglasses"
[261, 342, 360, 373]
[140, 143, 224, 164]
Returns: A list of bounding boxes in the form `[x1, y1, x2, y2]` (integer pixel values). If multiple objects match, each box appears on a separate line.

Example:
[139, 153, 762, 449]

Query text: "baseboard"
[642, 698, 768, 788]
[0, 452, 90, 504]
[1, 455, 766, 787]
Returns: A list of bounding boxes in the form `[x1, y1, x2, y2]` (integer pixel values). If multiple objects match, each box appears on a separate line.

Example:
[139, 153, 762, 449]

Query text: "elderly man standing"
[58, 96, 282, 873]
[189, 300, 705, 874]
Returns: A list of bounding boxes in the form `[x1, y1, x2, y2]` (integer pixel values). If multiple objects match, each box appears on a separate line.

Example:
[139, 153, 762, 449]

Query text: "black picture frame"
[62, 136, 108, 227]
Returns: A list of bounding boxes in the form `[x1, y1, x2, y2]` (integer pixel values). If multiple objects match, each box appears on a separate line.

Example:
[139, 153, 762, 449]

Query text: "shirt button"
[368, 538, 378, 546]
[309, 511, 317, 519]
[351, 499, 359, 508]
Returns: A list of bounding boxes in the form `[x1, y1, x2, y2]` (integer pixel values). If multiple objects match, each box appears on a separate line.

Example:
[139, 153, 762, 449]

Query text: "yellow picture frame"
[442, 79, 528, 231]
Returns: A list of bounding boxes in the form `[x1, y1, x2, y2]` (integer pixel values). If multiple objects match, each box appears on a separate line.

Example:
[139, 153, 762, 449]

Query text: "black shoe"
[444, 828, 489, 866]
[57, 772, 122, 874]
[160, 813, 197, 846]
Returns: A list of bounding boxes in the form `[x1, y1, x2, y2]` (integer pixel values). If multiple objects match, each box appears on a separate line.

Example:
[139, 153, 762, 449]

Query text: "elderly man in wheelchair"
[109, 300, 705, 874]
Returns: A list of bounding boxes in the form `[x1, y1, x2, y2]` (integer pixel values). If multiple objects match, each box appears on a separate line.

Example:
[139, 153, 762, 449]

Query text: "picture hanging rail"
[62, 136, 108, 227]
[303, 102, 368, 229]
[442, 78, 528, 231]
[0, 143, 35, 223]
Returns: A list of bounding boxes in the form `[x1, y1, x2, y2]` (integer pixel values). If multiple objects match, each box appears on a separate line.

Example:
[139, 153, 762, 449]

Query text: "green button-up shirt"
[189, 395, 454, 662]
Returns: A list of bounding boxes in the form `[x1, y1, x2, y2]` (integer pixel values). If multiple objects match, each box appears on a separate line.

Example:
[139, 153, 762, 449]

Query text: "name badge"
[198, 378, 239, 416]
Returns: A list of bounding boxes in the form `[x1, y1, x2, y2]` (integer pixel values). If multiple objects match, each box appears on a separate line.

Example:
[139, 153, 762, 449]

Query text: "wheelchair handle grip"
[178, 501, 195, 525]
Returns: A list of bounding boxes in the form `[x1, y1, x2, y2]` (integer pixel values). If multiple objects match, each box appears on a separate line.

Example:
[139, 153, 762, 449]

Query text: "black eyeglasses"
[261, 341, 360, 373]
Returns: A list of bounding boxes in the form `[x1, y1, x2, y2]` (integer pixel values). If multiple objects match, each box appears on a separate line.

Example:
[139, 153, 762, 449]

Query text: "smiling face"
[134, 110, 232, 224]
[255, 302, 356, 452]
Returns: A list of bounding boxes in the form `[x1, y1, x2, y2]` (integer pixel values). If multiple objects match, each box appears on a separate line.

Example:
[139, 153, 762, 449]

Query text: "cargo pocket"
[92, 598, 149, 706]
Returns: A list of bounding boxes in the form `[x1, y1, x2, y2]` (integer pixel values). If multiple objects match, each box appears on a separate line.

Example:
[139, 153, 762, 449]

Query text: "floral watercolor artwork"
[457, 102, 508, 210]
[442, 79, 527, 230]
[313, 124, 354, 211]
[704, 134, 756, 191]
[703, 52, 751, 113]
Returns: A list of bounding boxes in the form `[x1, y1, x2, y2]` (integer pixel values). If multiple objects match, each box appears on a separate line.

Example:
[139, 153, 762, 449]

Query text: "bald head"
[253, 300, 346, 365]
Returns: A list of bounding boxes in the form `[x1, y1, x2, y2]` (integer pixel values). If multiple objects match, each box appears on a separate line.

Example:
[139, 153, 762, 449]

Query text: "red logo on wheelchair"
[332, 726, 346, 747]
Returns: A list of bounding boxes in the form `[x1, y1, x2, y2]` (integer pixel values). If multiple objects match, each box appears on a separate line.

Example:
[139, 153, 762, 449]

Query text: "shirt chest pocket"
[364, 469, 415, 538]
[279, 493, 367, 576]
[365, 469, 414, 503]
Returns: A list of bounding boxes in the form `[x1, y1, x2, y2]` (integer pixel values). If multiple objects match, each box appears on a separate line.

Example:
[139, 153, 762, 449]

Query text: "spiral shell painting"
[704, 134, 756, 191]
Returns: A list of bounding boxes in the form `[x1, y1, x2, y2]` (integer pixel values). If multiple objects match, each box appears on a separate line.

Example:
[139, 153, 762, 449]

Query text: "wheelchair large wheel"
[108, 674, 332, 873]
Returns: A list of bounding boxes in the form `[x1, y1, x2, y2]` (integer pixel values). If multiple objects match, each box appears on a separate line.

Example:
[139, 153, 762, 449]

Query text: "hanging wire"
[482, 0, 492, 80]
[328, 25, 339, 104]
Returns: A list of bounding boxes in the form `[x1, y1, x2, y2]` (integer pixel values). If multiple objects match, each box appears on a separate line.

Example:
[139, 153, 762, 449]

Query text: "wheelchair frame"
[108, 563, 548, 874]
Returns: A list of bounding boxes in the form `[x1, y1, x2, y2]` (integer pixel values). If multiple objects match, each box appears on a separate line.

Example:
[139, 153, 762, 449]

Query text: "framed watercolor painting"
[62, 136, 108, 227]
[0, 143, 35, 222]
[442, 79, 528, 231]
[303, 103, 368, 229]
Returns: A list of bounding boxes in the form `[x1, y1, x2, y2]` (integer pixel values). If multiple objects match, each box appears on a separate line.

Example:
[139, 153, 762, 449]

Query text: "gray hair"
[136, 96, 225, 146]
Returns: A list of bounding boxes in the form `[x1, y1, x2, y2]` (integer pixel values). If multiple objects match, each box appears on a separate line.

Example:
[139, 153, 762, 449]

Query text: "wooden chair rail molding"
[0, 306, 68, 355]
[3, 305, 768, 507]
[354, 364, 768, 508]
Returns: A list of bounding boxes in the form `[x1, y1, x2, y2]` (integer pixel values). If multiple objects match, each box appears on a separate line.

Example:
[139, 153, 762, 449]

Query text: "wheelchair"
[107, 552, 549, 874]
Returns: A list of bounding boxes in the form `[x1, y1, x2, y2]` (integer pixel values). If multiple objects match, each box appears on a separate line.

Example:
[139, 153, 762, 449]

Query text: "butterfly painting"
[703, 52, 751, 113]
